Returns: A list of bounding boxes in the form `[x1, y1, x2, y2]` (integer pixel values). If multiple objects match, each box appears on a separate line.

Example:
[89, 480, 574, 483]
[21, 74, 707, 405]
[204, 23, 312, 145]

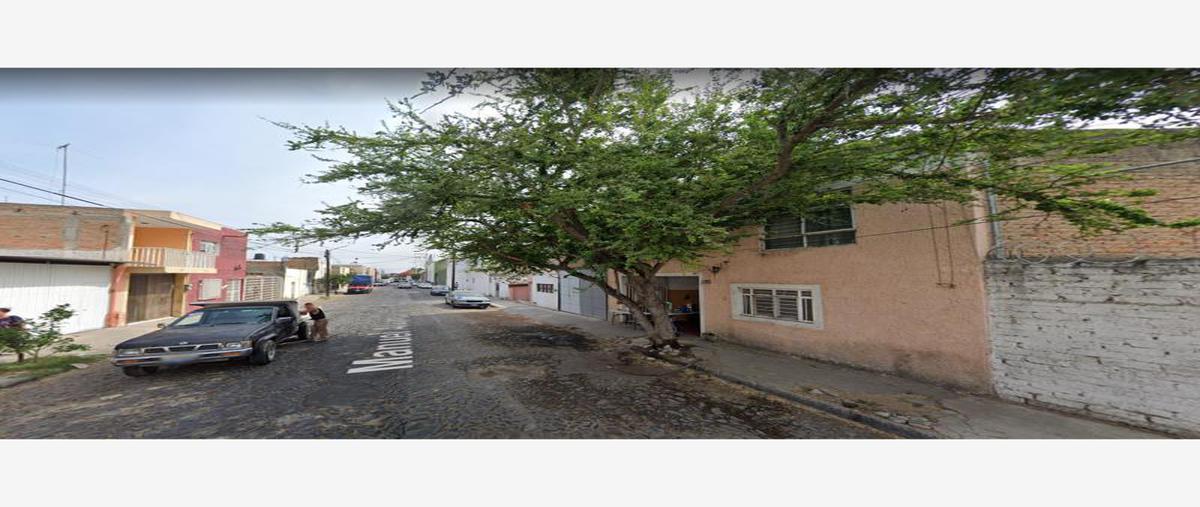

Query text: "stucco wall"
[677, 201, 995, 391]
[531, 273, 559, 309]
[132, 227, 191, 249]
[184, 227, 247, 308]
[987, 259, 1200, 435]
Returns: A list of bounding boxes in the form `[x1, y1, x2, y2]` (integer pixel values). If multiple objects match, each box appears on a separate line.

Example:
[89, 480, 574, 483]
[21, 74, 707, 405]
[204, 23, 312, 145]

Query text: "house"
[649, 192, 995, 391]
[532, 270, 608, 319]
[0, 203, 244, 333]
[246, 260, 312, 299]
[183, 226, 248, 308]
[610, 136, 1199, 435]
[336, 263, 378, 280]
[285, 256, 325, 292]
[497, 276, 532, 301]
[423, 255, 497, 294]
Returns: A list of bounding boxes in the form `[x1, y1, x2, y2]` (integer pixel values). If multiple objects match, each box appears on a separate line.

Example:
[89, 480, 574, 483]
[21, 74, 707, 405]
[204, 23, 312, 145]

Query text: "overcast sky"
[0, 69, 445, 272]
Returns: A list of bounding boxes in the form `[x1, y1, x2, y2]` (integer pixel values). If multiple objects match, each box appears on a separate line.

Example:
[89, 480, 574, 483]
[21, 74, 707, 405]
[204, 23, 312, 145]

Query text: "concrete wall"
[666, 201, 995, 392]
[531, 273, 559, 309]
[281, 268, 310, 298]
[453, 261, 495, 296]
[986, 259, 1200, 435]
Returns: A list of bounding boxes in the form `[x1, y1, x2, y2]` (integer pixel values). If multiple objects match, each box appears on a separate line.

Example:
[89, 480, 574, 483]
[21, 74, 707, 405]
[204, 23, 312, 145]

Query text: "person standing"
[301, 302, 329, 341]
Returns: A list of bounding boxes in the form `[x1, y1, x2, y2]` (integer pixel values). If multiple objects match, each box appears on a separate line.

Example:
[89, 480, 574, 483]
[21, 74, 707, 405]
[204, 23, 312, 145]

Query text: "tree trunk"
[624, 271, 681, 349]
[16, 351, 24, 363]
[559, 266, 680, 349]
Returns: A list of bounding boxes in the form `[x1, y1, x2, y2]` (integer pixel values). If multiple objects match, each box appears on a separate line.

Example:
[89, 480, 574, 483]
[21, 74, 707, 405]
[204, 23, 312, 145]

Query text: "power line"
[0, 173, 234, 233]
[0, 183, 60, 204]
[0, 156, 170, 211]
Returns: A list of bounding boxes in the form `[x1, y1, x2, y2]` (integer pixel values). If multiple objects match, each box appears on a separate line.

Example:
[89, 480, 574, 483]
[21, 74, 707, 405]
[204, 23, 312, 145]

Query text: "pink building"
[647, 199, 994, 392]
[183, 226, 248, 309]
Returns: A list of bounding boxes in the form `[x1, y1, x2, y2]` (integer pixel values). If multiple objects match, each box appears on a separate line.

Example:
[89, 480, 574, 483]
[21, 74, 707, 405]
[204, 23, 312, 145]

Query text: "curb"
[654, 354, 938, 439]
[0, 374, 38, 389]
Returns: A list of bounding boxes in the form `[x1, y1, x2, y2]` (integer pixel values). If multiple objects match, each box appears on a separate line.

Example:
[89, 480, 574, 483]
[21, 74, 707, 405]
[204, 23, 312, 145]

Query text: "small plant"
[318, 273, 352, 292]
[0, 304, 89, 363]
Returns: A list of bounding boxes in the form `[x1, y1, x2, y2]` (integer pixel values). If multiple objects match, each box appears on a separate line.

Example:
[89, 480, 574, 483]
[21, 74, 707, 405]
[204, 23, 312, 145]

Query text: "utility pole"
[450, 254, 457, 289]
[56, 143, 70, 205]
[324, 248, 332, 298]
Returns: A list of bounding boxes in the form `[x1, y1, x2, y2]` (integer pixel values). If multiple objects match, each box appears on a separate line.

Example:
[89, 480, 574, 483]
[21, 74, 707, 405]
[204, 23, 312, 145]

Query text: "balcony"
[129, 247, 217, 274]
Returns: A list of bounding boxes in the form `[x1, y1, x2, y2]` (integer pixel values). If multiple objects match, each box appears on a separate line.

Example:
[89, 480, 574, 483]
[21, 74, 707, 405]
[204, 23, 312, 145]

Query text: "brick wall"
[986, 259, 1200, 435]
[0, 203, 132, 254]
[998, 140, 1200, 259]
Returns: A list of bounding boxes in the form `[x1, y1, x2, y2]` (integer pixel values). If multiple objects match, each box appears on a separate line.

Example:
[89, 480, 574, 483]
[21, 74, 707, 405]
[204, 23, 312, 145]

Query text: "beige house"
[612, 137, 1200, 395]
[650, 199, 994, 391]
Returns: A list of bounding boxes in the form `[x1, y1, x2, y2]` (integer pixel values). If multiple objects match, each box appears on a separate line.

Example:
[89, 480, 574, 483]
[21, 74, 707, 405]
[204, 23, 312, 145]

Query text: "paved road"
[0, 289, 887, 438]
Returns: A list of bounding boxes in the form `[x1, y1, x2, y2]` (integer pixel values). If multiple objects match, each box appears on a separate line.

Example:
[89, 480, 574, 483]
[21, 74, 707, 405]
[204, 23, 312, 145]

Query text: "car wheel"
[250, 340, 276, 365]
[123, 366, 157, 377]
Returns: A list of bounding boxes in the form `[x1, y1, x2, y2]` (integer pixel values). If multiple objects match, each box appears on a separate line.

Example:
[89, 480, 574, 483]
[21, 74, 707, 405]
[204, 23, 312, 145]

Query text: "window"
[536, 283, 555, 293]
[199, 240, 220, 255]
[764, 200, 855, 250]
[199, 278, 222, 300]
[732, 284, 821, 328]
[225, 279, 242, 302]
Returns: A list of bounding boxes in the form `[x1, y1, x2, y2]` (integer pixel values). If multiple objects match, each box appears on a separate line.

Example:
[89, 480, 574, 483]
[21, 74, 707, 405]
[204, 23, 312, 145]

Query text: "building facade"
[653, 199, 995, 391]
[183, 226, 248, 308]
[0, 204, 240, 332]
[246, 260, 313, 299]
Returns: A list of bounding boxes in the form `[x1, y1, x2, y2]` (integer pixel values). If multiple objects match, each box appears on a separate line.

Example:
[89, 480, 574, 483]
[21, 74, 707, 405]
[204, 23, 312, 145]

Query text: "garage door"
[0, 261, 112, 334]
[561, 270, 608, 320]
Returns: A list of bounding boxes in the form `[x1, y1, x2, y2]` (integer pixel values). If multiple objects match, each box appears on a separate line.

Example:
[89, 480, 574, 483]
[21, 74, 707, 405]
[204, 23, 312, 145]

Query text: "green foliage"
[252, 69, 1200, 340]
[0, 304, 89, 363]
[318, 273, 353, 290]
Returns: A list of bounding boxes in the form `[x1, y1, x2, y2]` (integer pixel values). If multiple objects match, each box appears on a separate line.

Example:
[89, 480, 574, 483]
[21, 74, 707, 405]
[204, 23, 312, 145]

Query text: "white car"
[445, 291, 491, 309]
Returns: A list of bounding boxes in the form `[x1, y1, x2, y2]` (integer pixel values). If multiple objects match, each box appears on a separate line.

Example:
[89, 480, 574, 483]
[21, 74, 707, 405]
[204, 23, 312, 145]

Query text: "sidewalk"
[0, 293, 341, 364]
[499, 300, 1165, 439]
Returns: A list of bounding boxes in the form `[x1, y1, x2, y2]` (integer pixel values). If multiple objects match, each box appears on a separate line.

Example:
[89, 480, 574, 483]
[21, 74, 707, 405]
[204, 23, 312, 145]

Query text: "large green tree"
[255, 69, 1200, 347]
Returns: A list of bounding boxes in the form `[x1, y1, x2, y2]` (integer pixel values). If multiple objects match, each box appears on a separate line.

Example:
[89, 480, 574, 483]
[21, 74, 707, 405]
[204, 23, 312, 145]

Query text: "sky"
[0, 69, 449, 272]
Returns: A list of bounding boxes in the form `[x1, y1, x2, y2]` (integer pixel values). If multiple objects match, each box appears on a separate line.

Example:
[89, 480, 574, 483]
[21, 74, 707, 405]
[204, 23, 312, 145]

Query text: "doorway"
[654, 274, 703, 336]
[127, 273, 175, 322]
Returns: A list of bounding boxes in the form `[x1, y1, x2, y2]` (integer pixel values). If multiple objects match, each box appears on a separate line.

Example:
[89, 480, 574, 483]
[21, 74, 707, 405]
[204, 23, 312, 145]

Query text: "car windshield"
[455, 292, 483, 297]
[170, 307, 276, 327]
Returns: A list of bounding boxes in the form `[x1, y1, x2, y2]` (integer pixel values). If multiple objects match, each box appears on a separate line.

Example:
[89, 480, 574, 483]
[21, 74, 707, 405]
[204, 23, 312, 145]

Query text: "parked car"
[429, 285, 450, 296]
[397, 281, 413, 289]
[445, 291, 491, 308]
[111, 301, 309, 377]
[416, 282, 432, 289]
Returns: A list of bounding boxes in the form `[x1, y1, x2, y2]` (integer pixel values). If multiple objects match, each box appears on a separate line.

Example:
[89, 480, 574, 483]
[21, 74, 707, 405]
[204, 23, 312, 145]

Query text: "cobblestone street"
[0, 289, 887, 438]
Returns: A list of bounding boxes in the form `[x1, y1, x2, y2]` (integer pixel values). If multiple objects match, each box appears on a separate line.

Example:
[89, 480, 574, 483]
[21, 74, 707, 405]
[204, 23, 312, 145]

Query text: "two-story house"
[0, 203, 245, 332]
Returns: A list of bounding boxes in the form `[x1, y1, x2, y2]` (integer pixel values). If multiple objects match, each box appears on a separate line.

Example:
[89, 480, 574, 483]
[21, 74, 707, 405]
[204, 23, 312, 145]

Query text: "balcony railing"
[130, 247, 217, 271]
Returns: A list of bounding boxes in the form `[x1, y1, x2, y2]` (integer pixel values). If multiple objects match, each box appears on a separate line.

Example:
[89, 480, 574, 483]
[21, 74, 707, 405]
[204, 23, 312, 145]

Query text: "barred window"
[734, 285, 819, 326]
[536, 283, 555, 293]
[764, 200, 855, 250]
